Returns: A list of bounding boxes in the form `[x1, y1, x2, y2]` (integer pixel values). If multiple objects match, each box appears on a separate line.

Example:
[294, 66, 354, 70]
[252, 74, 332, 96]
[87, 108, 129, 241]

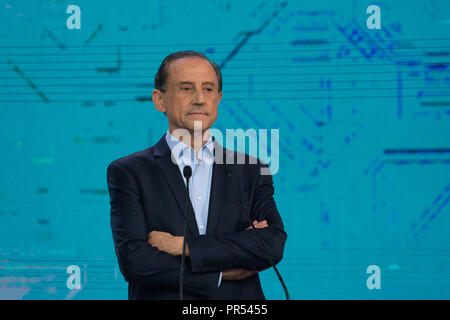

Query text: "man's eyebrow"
[178, 81, 194, 86]
[202, 82, 216, 86]
[177, 81, 217, 86]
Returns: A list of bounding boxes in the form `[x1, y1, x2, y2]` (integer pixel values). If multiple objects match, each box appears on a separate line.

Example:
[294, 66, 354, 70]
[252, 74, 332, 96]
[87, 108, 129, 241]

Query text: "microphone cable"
[225, 164, 290, 300]
[179, 165, 192, 300]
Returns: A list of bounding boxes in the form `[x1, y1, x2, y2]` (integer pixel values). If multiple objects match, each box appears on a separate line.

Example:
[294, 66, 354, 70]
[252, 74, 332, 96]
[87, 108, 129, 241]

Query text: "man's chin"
[184, 119, 212, 132]
[186, 113, 210, 122]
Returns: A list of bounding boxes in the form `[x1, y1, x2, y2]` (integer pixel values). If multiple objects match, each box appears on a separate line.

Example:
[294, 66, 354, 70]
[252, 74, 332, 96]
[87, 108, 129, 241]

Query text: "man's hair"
[154, 50, 222, 93]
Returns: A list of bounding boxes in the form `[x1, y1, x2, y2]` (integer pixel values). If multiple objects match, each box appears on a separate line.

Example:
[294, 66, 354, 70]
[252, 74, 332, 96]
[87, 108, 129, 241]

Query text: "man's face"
[154, 57, 222, 135]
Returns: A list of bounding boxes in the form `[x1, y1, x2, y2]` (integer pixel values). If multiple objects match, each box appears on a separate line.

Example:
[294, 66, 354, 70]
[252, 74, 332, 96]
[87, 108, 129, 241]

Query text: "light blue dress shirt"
[165, 130, 222, 286]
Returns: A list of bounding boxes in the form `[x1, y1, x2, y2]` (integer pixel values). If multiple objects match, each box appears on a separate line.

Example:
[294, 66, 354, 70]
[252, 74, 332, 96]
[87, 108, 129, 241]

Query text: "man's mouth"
[187, 112, 208, 116]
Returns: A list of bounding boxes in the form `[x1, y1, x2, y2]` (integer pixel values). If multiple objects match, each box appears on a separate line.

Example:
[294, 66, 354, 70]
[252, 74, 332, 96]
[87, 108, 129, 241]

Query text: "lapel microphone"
[179, 165, 192, 300]
[225, 164, 290, 300]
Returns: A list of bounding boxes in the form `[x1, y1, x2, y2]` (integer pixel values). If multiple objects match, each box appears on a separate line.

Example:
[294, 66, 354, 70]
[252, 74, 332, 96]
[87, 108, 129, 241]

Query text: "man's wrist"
[177, 236, 189, 256]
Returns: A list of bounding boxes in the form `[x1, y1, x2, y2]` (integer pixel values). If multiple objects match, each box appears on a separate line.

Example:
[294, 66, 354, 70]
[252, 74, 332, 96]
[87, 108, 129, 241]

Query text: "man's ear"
[152, 89, 166, 114]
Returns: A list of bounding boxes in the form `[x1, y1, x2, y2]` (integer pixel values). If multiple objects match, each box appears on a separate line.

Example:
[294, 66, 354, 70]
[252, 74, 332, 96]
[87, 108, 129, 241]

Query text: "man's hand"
[246, 220, 268, 230]
[148, 231, 189, 256]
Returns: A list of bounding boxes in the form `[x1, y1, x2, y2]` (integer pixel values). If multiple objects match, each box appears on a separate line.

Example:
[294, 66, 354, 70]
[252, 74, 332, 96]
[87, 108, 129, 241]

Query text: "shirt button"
[199, 225, 205, 230]
[198, 195, 203, 200]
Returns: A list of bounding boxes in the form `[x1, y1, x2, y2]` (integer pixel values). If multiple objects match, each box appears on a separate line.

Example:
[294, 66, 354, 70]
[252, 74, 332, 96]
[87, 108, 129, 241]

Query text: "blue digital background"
[0, 0, 449, 299]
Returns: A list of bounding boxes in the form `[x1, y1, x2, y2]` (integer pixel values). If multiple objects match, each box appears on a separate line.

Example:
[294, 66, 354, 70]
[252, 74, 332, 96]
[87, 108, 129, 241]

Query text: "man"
[107, 51, 287, 299]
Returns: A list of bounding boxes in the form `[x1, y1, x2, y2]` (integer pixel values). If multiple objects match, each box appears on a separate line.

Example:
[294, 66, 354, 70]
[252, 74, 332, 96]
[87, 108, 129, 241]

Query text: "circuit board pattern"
[0, 0, 449, 299]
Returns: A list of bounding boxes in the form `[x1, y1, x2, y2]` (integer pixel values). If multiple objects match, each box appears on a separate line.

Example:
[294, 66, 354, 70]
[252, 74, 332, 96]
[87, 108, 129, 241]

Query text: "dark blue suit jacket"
[107, 134, 287, 299]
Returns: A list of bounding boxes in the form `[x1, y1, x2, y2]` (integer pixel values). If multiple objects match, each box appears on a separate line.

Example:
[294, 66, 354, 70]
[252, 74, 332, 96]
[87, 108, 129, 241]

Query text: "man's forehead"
[167, 57, 217, 81]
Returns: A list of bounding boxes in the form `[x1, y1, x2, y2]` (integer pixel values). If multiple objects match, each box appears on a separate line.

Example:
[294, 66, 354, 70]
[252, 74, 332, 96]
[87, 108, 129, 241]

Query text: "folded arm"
[187, 167, 287, 273]
[107, 161, 220, 297]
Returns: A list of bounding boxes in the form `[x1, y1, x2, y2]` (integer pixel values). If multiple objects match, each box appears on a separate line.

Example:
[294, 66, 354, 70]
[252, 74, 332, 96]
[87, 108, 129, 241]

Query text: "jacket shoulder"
[107, 146, 155, 172]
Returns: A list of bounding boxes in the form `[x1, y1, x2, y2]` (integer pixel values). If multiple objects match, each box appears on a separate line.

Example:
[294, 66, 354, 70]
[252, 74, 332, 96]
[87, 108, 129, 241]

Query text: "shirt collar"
[165, 129, 214, 165]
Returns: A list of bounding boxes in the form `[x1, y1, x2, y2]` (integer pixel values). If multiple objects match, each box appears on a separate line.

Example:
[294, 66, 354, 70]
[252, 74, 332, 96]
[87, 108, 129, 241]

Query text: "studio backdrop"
[0, 0, 449, 299]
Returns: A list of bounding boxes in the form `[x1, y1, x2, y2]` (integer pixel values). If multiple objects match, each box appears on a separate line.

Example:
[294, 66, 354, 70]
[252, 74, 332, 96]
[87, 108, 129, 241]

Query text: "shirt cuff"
[217, 272, 222, 287]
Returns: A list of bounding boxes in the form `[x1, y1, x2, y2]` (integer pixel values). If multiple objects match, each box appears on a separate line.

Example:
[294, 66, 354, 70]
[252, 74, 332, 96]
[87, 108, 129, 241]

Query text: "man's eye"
[204, 88, 213, 91]
[182, 87, 191, 91]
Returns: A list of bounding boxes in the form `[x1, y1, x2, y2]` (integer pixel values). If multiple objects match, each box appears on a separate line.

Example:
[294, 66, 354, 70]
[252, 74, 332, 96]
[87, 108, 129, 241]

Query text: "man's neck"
[169, 128, 211, 154]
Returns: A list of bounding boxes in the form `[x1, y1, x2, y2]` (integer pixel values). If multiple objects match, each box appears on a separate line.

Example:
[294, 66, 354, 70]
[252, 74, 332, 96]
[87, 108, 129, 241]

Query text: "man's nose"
[193, 89, 205, 104]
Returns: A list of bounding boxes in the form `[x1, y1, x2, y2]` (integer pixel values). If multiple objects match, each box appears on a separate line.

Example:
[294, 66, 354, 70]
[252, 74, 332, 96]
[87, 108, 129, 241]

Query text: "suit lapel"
[153, 134, 230, 237]
[153, 135, 200, 236]
[205, 141, 229, 235]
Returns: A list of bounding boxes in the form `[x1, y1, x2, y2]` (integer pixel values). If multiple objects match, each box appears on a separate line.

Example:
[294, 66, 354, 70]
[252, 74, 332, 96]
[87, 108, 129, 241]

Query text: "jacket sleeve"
[107, 161, 220, 297]
[187, 164, 287, 272]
